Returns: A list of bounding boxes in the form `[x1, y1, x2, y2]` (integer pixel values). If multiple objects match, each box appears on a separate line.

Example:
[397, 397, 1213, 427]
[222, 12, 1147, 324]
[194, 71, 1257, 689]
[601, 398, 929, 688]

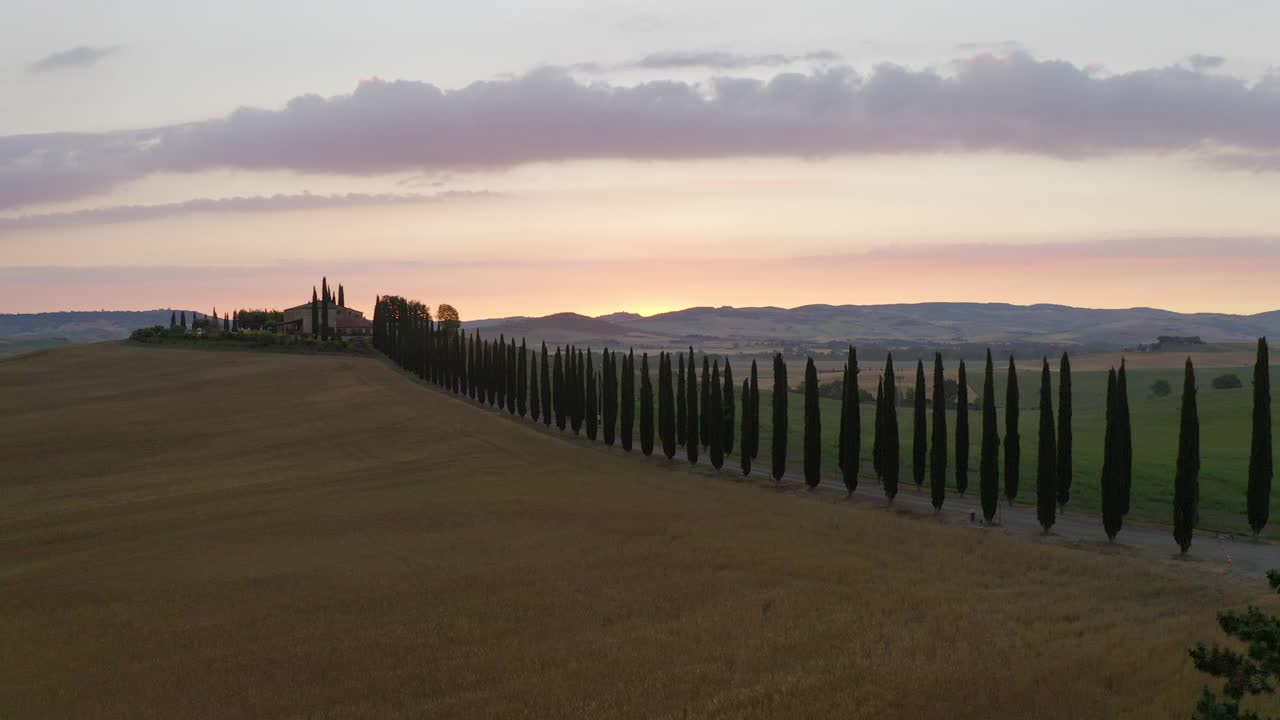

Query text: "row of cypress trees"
[372, 296, 1272, 549]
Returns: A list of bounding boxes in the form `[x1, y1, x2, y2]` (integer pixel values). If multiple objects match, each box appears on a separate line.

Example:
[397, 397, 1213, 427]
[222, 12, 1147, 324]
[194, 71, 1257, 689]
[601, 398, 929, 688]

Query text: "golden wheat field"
[1, 343, 1276, 719]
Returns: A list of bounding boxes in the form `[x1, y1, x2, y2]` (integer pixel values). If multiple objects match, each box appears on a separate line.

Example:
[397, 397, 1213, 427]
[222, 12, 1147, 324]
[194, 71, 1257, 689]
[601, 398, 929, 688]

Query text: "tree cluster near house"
[372, 294, 1274, 553]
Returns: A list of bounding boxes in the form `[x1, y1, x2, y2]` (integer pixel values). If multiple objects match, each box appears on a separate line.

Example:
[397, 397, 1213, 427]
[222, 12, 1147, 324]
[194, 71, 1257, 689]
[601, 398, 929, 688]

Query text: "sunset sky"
[4, 1, 1280, 320]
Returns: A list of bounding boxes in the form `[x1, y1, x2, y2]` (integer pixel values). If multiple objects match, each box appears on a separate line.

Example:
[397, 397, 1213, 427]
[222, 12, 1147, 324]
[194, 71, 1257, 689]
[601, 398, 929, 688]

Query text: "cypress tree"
[603, 349, 616, 447]
[170, 310, 176, 328]
[1004, 356, 1020, 505]
[882, 355, 900, 501]
[962, 358, 967, 491]
[338, 284, 345, 307]
[872, 378, 884, 479]
[540, 342, 552, 427]
[1118, 360, 1133, 516]
[839, 362, 849, 474]
[553, 347, 566, 430]
[640, 353, 655, 456]
[181, 310, 187, 329]
[585, 350, 598, 441]
[516, 339, 527, 417]
[930, 352, 947, 511]
[980, 349, 1000, 523]
[709, 360, 724, 470]
[1101, 368, 1123, 542]
[700, 355, 711, 449]
[1248, 337, 1272, 536]
[529, 352, 541, 422]
[309, 288, 317, 334]
[505, 337, 515, 411]
[1056, 352, 1073, 510]
[1036, 358, 1057, 534]
[621, 349, 635, 452]
[913, 358, 927, 489]
[573, 349, 586, 436]
[496, 334, 507, 410]
[749, 359, 760, 460]
[686, 348, 700, 464]
[676, 353, 687, 447]
[659, 352, 676, 460]
[803, 357, 821, 488]
[722, 359, 735, 456]
[841, 346, 860, 495]
[487, 340, 497, 406]
[1174, 357, 1200, 554]
[320, 278, 329, 341]
[771, 353, 788, 482]
[741, 379, 752, 477]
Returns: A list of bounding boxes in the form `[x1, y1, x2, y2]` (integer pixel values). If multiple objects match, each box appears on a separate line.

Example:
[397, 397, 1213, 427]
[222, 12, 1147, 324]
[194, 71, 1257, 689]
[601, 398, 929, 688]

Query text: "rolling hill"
[468, 302, 1280, 349]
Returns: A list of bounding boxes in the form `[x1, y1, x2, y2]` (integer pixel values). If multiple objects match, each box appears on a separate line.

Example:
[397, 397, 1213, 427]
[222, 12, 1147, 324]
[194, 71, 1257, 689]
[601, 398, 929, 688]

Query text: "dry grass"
[1, 343, 1276, 719]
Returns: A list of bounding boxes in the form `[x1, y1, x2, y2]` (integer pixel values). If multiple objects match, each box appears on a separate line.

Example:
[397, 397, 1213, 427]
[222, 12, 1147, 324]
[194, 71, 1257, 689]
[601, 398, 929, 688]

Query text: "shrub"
[1151, 379, 1172, 397]
[1188, 571, 1280, 719]
[1212, 374, 1244, 390]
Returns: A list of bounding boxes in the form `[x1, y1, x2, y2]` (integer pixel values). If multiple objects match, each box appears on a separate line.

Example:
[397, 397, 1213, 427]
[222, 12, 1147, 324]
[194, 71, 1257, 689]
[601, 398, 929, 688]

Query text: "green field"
[754, 363, 1278, 536]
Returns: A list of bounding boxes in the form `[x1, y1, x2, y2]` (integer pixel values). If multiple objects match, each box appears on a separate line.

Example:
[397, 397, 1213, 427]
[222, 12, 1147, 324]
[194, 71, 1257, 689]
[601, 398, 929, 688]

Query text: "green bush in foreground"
[1189, 571, 1280, 719]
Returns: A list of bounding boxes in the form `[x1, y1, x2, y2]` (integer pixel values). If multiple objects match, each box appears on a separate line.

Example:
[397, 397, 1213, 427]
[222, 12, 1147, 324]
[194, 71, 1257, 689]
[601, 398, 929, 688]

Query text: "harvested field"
[1, 343, 1276, 719]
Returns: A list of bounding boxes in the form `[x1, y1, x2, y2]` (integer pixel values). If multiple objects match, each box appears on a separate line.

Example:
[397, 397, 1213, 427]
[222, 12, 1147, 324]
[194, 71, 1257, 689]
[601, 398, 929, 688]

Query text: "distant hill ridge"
[466, 302, 1280, 347]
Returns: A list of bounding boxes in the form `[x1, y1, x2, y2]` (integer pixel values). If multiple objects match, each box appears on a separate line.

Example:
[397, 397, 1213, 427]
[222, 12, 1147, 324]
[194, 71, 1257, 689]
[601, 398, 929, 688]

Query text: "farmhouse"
[279, 302, 372, 336]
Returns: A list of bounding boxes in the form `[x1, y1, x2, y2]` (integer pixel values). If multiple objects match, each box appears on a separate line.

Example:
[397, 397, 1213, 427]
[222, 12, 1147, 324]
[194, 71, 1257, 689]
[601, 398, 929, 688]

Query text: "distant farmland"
[2, 343, 1277, 718]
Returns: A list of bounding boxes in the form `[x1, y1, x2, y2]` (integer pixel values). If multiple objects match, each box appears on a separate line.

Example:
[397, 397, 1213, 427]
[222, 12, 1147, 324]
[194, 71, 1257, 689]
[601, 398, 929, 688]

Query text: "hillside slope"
[0, 344, 1268, 718]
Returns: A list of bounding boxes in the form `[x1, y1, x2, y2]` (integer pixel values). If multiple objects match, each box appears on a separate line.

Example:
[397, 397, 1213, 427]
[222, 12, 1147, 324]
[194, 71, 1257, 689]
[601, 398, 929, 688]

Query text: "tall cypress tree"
[603, 348, 617, 447]
[508, 339, 517, 414]
[659, 352, 676, 460]
[722, 359, 735, 456]
[741, 379, 752, 477]
[1004, 356, 1020, 505]
[309, 288, 317, 335]
[979, 349, 1000, 523]
[1248, 337, 1272, 536]
[540, 342, 552, 427]
[803, 357, 821, 488]
[749, 359, 760, 460]
[841, 346, 860, 495]
[962, 358, 967, 491]
[1174, 357, 1200, 555]
[771, 353, 788, 482]
[575, 348, 586, 436]
[882, 355, 900, 501]
[223, 313, 230, 331]
[676, 353, 687, 447]
[1056, 352, 1073, 511]
[1101, 368, 1123, 542]
[709, 361, 724, 470]
[553, 347, 566, 430]
[170, 310, 176, 328]
[1117, 359, 1133, 516]
[686, 348, 700, 464]
[529, 352, 541, 422]
[930, 352, 947, 511]
[913, 358, 927, 489]
[621, 349, 635, 452]
[497, 334, 507, 410]
[872, 378, 884, 479]
[338, 284, 345, 307]
[320, 278, 329, 341]
[640, 353, 655, 456]
[700, 355, 711, 449]
[585, 350, 598, 441]
[517, 339, 528, 417]
[839, 362, 849, 474]
[1037, 358, 1057, 534]
[181, 310, 188, 329]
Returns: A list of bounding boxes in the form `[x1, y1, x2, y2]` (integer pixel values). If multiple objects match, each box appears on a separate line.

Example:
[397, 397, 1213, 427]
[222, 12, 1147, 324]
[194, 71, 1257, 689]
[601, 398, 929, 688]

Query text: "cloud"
[1188, 54, 1226, 72]
[0, 191, 493, 232]
[6, 52, 1280, 210]
[27, 45, 119, 73]
[631, 50, 840, 70]
[615, 14, 665, 33]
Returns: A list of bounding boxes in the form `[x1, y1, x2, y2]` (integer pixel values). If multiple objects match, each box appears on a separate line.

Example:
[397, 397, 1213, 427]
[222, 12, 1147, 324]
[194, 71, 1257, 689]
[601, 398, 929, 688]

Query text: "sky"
[4, 0, 1280, 320]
